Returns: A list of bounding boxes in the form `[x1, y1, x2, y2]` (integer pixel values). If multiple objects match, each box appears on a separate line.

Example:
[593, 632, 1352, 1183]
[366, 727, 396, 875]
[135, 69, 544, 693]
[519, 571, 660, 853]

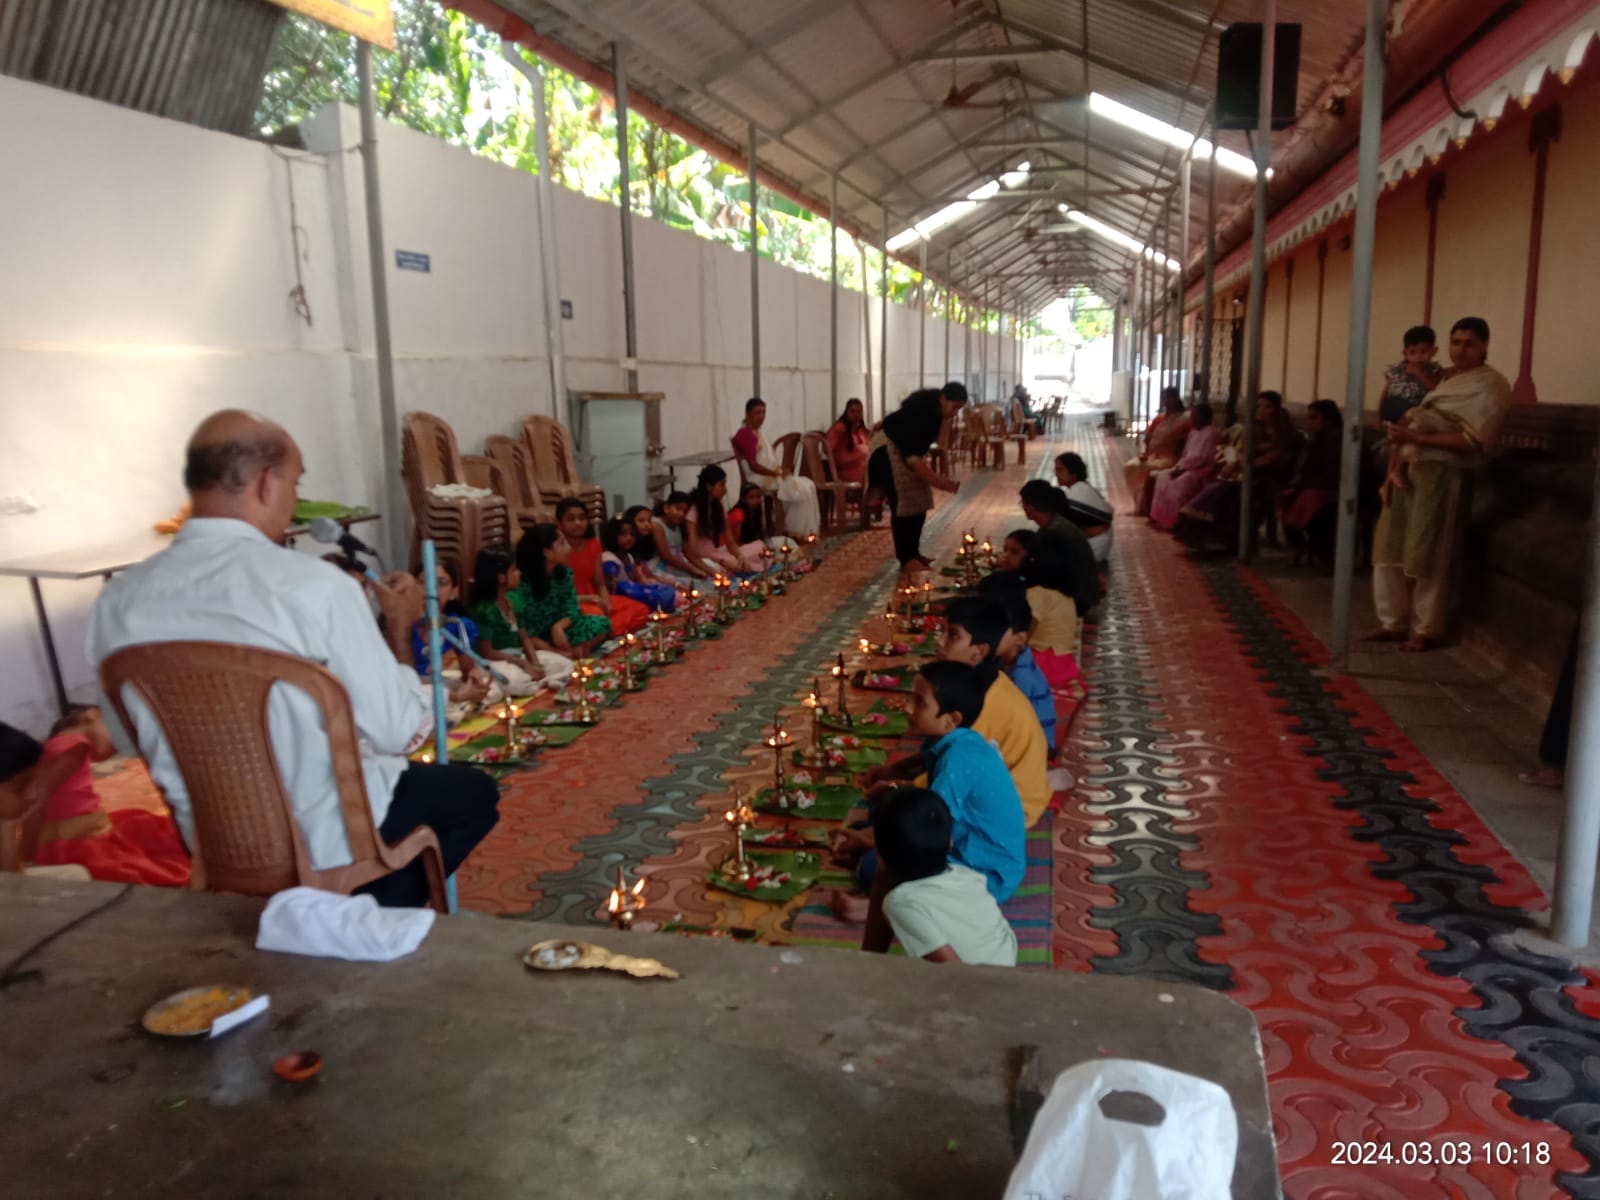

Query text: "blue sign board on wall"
[395, 250, 431, 273]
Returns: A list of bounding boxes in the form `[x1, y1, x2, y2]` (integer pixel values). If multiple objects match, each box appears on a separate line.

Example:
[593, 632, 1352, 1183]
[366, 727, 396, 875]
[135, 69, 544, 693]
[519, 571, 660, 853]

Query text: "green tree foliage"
[255, 0, 1018, 316]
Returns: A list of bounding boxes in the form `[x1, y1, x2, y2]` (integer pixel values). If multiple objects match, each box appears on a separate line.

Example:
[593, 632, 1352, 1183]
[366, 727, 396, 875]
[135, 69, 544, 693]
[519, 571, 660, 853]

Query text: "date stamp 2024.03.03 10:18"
[1330, 1141, 1554, 1168]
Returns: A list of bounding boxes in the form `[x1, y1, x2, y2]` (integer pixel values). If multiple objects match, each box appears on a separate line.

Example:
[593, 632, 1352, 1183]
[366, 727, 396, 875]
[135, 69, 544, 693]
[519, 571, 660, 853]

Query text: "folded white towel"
[256, 887, 436, 962]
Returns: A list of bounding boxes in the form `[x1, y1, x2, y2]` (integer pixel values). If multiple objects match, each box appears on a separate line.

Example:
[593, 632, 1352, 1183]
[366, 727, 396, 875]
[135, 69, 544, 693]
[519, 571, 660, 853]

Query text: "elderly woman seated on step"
[731, 397, 821, 542]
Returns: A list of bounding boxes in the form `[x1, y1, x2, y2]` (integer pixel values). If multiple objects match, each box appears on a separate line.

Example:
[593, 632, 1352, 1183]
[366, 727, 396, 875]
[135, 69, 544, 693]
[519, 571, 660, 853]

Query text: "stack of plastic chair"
[484, 435, 553, 531]
[520, 414, 606, 522]
[401, 411, 511, 586]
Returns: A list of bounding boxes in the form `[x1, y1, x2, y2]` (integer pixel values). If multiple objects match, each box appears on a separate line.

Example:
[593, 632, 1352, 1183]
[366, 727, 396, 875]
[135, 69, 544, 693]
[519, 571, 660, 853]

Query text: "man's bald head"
[183, 410, 302, 537]
[184, 410, 292, 495]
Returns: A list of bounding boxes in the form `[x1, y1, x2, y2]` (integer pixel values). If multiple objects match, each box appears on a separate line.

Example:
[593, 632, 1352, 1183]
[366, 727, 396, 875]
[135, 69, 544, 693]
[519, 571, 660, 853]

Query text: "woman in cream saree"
[1366, 318, 1511, 652]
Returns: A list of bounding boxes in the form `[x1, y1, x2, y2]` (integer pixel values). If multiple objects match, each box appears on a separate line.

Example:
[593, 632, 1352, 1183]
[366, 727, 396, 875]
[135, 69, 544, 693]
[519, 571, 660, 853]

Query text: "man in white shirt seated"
[88, 410, 499, 907]
[1053, 452, 1114, 565]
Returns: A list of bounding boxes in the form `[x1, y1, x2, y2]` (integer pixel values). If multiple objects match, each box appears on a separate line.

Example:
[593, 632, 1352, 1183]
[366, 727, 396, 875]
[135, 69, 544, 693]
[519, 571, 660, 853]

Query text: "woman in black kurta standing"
[866, 382, 968, 583]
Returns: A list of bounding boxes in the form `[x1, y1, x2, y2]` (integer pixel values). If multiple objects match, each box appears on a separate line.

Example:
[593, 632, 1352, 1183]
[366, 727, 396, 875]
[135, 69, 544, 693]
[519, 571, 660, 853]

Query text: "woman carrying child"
[600, 516, 678, 613]
[556, 498, 649, 635]
[686, 464, 764, 576]
[467, 545, 574, 688]
[514, 524, 612, 657]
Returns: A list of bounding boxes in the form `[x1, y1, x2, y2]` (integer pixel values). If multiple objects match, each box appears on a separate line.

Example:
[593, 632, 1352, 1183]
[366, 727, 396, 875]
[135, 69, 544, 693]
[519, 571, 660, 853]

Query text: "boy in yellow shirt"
[874, 596, 1052, 827]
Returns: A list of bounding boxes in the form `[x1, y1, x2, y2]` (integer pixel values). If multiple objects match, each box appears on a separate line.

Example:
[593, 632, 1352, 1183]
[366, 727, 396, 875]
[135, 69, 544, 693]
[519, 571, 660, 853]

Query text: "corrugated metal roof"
[483, 0, 1382, 313]
[0, 0, 283, 134]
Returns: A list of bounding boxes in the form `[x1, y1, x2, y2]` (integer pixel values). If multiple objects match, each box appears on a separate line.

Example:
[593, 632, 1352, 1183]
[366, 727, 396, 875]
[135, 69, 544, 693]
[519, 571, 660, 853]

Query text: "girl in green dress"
[467, 545, 574, 686]
[514, 524, 612, 656]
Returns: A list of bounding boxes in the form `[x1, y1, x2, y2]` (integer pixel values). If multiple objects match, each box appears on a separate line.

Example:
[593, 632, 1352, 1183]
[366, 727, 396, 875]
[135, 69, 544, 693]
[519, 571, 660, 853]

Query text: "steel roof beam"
[680, 0, 857, 93]
[772, 10, 989, 138]
[991, 14, 1209, 107]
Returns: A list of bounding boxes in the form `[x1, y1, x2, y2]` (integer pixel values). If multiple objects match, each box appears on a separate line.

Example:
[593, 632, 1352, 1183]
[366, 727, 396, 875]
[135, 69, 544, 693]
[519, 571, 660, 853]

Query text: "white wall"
[0, 74, 1016, 736]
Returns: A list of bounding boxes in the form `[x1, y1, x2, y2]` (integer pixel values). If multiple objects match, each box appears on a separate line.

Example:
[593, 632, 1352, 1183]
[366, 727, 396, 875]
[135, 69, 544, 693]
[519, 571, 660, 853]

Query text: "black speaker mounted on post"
[1215, 23, 1302, 132]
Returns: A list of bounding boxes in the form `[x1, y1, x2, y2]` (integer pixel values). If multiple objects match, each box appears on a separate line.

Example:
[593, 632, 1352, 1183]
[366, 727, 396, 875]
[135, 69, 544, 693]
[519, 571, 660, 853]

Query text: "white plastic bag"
[1003, 1059, 1237, 1200]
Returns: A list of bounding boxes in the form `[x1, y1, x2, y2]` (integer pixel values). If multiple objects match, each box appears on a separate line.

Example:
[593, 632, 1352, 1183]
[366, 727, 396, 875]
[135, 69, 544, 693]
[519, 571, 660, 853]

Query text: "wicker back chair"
[99, 642, 447, 908]
[0, 741, 90, 872]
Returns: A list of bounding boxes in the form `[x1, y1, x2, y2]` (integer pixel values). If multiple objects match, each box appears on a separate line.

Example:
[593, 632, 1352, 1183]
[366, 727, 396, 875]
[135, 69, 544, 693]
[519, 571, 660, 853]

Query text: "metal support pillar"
[1238, 0, 1275, 562]
[879, 214, 889, 420]
[1331, 0, 1387, 666]
[749, 121, 761, 398]
[613, 44, 639, 393]
[1202, 129, 1217, 403]
[943, 254, 952, 384]
[356, 43, 407, 569]
[1178, 152, 1192, 395]
[1553, 459, 1600, 945]
[829, 173, 839, 421]
[918, 239, 928, 387]
[526, 53, 568, 421]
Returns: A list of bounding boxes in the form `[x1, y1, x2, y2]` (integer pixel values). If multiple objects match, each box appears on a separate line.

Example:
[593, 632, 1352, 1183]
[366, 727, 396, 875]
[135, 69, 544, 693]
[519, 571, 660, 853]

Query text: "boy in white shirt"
[872, 786, 1017, 968]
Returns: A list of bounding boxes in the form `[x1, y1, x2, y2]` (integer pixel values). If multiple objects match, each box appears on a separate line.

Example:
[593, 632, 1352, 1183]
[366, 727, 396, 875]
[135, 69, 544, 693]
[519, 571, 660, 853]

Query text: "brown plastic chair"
[774, 431, 802, 476]
[402, 411, 511, 587]
[800, 432, 866, 533]
[99, 642, 447, 908]
[485, 435, 552, 530]
[0, 741, 90, 872]
[1005, 400, 1031, 464]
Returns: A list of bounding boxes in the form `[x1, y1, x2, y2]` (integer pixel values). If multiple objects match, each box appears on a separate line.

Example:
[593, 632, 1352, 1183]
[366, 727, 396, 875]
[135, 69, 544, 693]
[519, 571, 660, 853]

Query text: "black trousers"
[357, 762, 501, 907]
[868, 446, 927, 566]
[1540, 634, 1581, 769]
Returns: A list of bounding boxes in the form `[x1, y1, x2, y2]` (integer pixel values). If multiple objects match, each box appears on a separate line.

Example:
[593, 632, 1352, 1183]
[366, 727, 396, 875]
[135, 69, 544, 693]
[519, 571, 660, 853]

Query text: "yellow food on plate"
[143, 986, 252, 1036]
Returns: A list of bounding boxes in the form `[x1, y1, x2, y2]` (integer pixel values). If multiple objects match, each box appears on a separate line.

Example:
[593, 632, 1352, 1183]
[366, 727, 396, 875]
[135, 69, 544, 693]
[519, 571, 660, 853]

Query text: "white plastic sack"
[1003, 1059, 1236, 1200]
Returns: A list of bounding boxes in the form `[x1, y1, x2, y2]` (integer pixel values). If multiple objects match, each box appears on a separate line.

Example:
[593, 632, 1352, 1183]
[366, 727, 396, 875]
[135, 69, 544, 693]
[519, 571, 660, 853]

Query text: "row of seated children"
[636, 470, 797, 585]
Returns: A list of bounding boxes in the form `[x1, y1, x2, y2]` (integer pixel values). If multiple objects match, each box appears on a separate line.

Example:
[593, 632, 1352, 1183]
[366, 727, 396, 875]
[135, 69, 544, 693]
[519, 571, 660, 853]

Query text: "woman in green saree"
[1365, 317, 1511, 652]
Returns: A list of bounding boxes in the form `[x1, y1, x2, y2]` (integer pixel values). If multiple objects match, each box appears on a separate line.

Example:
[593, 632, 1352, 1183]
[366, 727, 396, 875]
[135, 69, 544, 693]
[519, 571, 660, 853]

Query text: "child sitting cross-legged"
[931, 596, 1051, 827]
[600, 515, 678, 613]
[836, 660, 1026, 951]
[410, 560, 494, 712]
[558, 498, 650, 635]
[515, 523, 612, 658]
[870, 786, 1017, 967]
[975, 573, 1055, 758]
[467, 545, 574, 689]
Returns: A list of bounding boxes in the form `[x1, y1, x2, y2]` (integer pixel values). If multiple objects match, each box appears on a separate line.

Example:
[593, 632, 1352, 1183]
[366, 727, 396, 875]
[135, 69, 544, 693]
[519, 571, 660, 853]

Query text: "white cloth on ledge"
[256, 887, 436, 962]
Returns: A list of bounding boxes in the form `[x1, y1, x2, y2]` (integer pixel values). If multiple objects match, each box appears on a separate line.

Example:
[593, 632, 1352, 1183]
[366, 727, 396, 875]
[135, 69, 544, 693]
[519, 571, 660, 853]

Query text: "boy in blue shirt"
[837, 660, 1027, 952]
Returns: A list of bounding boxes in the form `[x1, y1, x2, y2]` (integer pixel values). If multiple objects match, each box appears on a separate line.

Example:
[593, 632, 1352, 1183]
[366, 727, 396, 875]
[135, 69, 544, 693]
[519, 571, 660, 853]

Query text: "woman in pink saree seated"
[1149, 403, 1220, 531]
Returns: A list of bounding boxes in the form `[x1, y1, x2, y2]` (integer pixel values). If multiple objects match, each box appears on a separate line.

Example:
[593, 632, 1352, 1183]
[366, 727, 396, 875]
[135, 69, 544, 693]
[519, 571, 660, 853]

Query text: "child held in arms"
[1379, 325, 1448, 497]
[557, 498, 649, 635]
[834, 661, 1026, 948]
[870, 786, 1017, 967]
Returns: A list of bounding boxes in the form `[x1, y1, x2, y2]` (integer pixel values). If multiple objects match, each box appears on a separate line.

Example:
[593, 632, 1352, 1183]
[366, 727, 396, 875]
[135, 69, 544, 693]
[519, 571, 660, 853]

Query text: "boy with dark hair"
[930, 596, 1050, 826]
[975, 575, 1056, 756]
[872, 787, 1017, 967]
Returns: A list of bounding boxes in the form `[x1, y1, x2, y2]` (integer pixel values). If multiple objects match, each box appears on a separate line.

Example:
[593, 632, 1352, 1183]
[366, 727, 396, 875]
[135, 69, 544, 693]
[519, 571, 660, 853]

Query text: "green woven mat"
[753, 783, 862, 822]
[707, 848, 823, 902]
